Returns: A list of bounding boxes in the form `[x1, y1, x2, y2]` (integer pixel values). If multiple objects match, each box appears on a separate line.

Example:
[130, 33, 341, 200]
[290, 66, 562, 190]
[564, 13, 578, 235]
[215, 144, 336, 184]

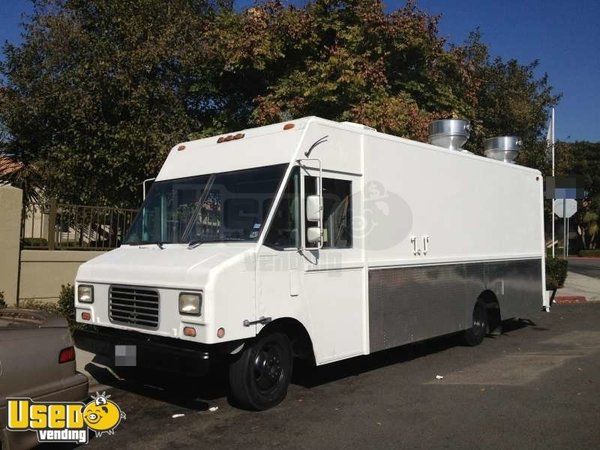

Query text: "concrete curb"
[554, 295, 587, 304]
[558, 271, 600, 303]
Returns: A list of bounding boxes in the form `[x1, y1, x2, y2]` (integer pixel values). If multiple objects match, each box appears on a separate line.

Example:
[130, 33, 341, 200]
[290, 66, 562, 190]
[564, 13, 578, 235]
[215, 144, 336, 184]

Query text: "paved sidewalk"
[556, 271, 600, 302]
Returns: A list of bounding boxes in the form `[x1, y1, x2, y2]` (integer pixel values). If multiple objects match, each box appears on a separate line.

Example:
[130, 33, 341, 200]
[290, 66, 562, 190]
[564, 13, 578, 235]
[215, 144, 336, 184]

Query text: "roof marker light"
[217, 133, 245, 144]
[283, 123, 295, 130]
[177, 145, 186, 151]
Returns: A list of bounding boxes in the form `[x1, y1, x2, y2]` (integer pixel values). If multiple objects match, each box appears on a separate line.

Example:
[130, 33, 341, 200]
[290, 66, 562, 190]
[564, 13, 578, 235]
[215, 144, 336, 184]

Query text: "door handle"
[243, 316, 272, 327]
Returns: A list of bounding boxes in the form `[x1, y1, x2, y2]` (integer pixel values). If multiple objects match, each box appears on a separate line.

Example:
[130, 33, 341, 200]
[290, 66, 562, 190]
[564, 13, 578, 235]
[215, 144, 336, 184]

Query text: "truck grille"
[109, 286, 159, 328]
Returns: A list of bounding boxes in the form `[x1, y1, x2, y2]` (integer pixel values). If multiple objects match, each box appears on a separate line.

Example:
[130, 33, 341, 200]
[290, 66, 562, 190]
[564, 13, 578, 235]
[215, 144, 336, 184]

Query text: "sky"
[1, 0, 599, 142]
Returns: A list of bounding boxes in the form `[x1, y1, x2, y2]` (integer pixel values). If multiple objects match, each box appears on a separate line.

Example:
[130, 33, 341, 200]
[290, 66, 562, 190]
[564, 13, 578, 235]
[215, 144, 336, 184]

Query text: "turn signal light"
[59, 346, 75, 364]
[81, 312, 91, 321]
[217, 327, 225, 338]
[183, 326, 197, 337]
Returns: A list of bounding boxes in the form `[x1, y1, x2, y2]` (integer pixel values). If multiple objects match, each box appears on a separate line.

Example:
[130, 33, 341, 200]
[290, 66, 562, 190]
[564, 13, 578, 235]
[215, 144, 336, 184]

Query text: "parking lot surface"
[86, 304, 600, 449]
[567, 257, 600, 279]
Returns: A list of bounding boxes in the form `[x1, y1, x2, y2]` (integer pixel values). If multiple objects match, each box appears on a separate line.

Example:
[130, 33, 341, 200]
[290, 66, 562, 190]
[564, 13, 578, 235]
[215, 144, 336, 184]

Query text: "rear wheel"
[228, 332, 293, 410]
[462, 301, 488, 346]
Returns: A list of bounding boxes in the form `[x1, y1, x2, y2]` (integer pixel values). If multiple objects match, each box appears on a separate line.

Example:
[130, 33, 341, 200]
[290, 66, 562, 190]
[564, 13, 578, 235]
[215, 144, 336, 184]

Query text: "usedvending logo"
[6, 392, 125, 444]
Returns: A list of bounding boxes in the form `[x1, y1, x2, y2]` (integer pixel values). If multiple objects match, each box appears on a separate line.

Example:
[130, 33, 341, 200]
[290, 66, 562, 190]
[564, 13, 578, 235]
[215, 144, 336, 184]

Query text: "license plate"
[114, 344, 137, 367]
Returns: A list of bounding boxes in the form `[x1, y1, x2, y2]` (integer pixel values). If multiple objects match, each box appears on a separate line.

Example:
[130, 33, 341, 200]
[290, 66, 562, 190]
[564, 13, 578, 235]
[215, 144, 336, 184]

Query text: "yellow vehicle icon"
[83, 392, 126, 437]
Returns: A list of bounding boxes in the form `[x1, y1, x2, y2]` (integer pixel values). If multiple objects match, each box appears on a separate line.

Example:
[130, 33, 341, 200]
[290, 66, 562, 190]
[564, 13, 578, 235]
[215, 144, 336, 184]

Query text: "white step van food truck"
[75, 117, 545, 409]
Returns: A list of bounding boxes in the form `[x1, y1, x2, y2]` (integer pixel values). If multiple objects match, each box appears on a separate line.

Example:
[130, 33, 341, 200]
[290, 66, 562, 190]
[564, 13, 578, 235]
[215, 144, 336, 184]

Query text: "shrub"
[58, 284, 78, 330]
[579, 249, 600, 257]
[0, 291, 6, 309]
[19, 298, 60, 314]
[20, 237, 49, 247]
[19, 285, 80, 331]
[546, 256, 568, 291]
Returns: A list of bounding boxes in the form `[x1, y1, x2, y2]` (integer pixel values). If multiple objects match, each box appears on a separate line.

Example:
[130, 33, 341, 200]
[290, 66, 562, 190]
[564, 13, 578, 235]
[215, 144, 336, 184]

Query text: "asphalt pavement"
[83, 303, 600, 450]
[567, 257, 600, 278]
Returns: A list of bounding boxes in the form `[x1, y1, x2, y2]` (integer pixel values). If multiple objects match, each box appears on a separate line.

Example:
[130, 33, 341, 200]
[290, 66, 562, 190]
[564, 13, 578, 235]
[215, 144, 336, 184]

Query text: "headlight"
[78, 285, 94, 303]
[179, 292, 202, 316]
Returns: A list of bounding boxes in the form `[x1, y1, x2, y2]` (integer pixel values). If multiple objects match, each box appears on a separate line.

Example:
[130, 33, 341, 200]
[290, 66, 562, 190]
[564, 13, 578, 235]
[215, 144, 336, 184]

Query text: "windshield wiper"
[132, 241, 166, 248]
[188, 239, 203, 249]
[181, 174, 216, 242]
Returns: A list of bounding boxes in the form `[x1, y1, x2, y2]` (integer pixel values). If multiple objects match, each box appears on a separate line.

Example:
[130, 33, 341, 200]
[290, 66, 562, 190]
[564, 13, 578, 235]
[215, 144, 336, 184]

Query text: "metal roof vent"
[428, 119, 471, 150]
[484, 136, 522, 164]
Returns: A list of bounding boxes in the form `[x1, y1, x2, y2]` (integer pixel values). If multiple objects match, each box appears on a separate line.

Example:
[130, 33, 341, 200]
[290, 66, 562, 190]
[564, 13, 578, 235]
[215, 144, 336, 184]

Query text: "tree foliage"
[1, 0, 560, 207]
[557, 141, 600, 249]
[1, 0, 222, 206]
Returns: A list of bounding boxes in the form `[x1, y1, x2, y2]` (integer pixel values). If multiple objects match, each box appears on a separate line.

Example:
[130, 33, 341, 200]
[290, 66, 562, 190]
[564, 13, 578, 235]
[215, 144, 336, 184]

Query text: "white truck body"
[76, 116, 545, 366]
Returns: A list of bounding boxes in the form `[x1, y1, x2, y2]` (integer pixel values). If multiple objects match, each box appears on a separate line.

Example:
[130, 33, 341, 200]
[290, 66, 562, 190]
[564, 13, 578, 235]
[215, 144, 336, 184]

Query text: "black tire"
[228, 331, 293, 410]
[462, 301, 488, 346]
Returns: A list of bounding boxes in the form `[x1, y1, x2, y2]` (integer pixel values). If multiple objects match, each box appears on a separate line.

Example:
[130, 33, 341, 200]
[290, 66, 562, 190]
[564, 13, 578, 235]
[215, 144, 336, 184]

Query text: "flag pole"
[551, 108, 555, 258]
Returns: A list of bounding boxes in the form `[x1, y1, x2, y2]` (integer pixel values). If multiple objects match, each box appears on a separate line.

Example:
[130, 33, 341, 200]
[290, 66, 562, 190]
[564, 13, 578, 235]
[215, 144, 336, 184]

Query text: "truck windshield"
[125, 164, 287, 245]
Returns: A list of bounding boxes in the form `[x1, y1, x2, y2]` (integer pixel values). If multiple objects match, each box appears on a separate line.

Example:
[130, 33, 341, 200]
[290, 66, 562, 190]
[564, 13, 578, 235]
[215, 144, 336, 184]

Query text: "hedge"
[546, 257, 568, 291]
[18, 284, 80, 331]
[579, 249, 600, 257]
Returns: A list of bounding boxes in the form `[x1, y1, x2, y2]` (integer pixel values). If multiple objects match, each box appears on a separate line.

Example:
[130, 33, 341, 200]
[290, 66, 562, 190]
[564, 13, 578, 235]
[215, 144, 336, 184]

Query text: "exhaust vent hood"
[428, 119, 471, 151]
[484, 136, 522, 164]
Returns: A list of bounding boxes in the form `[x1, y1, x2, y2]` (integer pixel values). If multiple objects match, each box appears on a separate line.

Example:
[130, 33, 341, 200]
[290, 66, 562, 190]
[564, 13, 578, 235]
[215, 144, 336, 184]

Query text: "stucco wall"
[0, 185, 23, 305]
[19, 250, 106, 302]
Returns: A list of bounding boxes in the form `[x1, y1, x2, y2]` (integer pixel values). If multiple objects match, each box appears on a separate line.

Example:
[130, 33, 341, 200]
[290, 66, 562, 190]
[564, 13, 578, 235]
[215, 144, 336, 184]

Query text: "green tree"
[558, 141, 600, 249]
[1, 0, 560, 207]
[463, 31, 559, 156]
[0, 0, 227, 207]
[233, 0, 480, 140]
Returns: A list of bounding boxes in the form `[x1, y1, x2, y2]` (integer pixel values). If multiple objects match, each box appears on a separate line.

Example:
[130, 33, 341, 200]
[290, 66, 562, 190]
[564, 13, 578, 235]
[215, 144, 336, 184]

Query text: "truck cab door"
[298, 164, 366, 363]
[255, 167, 308, 332]
[256, 163, 366, 364]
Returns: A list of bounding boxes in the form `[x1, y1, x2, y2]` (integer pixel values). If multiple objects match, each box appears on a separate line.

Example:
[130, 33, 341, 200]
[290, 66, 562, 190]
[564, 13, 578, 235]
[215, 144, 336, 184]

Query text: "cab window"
[305, 176, 352, 249]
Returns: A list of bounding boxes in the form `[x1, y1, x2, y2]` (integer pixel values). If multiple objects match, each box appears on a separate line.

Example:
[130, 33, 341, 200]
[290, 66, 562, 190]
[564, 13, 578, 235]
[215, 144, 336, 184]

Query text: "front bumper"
[74, 327, 223, 376]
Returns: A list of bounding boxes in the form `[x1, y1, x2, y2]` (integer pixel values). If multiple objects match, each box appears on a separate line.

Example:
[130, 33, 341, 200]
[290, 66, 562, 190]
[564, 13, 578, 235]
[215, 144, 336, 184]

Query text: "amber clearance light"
[217, 133, 245, 144]
[183, 326, 197, 337]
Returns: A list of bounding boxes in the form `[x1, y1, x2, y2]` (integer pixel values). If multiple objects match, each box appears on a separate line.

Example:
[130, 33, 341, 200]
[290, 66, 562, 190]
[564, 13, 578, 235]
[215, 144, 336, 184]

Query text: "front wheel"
[462, 301, 488, 346]
[228, 331, 293, 410]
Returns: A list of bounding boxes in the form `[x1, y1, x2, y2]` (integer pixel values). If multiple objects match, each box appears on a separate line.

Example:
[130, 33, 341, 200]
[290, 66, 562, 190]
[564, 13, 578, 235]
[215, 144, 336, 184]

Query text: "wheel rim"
[253, 342, 284, 393]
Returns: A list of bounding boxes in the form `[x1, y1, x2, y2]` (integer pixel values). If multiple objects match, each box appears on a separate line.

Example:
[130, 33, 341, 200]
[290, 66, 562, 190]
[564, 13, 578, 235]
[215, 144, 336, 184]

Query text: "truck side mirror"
[306, 226, 321, 244]
[306, 195, 321, 222]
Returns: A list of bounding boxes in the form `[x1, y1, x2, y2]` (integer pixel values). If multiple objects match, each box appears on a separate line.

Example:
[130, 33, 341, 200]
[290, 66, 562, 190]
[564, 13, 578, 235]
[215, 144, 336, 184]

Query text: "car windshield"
[125, 164, 287, 245]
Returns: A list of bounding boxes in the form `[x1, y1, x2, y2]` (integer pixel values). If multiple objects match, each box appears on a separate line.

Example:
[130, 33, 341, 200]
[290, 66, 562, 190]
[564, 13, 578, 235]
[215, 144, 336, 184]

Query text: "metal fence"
[21, 200, 137, 250]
